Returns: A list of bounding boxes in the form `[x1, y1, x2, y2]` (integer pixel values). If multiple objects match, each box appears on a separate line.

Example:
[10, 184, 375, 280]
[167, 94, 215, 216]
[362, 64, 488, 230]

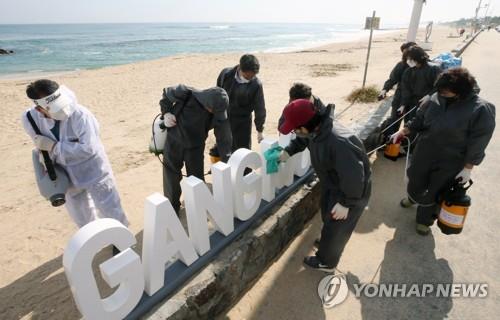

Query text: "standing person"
[377, 42, 416, 138]
[216, 54, 266, 151]
[278, 99, 371, 272]
[391, 68, 495, 235]
[22, 79, 129, 228]
[400, 46, 443, 123]
[159, 84, 232, 214]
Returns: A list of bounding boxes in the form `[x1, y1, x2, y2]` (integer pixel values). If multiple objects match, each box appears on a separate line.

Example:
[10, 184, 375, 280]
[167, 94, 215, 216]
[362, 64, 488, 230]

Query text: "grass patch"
[346, 85, 379, 103]
[309, 63, 356, 77]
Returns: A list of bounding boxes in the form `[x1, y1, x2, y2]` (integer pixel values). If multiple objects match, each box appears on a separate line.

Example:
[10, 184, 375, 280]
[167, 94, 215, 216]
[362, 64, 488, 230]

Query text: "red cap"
[279, 99, 316, 134]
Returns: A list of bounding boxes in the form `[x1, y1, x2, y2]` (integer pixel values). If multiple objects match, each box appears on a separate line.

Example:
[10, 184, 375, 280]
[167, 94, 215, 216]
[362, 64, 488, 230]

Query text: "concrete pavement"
[223, 30, 500, 320]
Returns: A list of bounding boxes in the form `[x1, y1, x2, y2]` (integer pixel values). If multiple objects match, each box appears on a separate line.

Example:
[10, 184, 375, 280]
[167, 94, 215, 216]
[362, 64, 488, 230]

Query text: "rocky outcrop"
[0, 49, 14, 55]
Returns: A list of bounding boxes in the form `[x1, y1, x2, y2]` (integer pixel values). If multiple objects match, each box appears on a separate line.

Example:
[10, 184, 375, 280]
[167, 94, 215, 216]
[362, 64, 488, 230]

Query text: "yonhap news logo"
[317, 273, 349, 308]
[318, 274, 488, 309]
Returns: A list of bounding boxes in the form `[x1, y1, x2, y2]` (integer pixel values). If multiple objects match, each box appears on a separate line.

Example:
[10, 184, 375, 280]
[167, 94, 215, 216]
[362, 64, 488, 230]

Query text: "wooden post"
[362, 10, 376, 89]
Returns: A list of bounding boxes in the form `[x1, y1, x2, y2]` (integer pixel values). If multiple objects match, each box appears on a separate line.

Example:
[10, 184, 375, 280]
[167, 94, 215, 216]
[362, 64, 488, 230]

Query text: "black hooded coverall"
[381, 61, 410, 136]
[217, 66, 266, 151]
[159, 85, 233, 213]
[285, 106, 372, 267]
[400, 62, 442, 122]
[405, 93, 496, 226]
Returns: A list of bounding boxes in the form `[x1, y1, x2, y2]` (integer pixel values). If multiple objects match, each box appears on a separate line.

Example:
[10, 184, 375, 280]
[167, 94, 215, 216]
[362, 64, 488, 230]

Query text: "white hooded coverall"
[21, 86, 129, 228]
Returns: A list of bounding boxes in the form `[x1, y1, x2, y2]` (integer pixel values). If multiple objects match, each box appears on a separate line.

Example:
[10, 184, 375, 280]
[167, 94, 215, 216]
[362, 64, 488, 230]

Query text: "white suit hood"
[22, 94, 114, 189]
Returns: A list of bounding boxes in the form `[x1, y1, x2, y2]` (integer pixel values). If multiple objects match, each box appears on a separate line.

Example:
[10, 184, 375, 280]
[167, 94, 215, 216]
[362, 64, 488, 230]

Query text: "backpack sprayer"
[209, 146, 221, 164]
[27, 112, 70, 207]
[149, 113, 167, 155]
[366, 105, 418, 157]
[148, 113, 213, 176]
[437, 179, 473, 234]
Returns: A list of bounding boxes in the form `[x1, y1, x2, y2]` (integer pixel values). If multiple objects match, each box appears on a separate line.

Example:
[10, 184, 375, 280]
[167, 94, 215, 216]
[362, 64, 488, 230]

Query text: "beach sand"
[0, 26, 466, 319]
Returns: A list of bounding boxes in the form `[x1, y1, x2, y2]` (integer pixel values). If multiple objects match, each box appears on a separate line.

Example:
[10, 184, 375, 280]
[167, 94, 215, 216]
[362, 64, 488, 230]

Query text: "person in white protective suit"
[21, 79, 129, 228]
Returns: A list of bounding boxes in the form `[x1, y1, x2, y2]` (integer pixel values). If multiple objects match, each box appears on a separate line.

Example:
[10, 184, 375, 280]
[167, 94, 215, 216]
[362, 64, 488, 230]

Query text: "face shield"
[33, 87, 73, 121]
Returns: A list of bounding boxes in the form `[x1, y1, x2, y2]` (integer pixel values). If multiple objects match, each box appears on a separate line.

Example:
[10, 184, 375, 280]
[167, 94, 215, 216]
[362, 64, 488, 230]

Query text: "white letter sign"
[63, 218, 144, 320]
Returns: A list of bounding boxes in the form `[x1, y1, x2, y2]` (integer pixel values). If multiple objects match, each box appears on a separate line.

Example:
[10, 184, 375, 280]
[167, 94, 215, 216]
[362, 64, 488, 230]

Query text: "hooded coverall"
[21, 87, 129, 228]
[381, 61, 410, 136]
[217, 66, 266, 151]
[400, 62, 442, 122]
[159, 85, 232, 213]
[285, 106, 371, 267]
[405, 93, 496, 226]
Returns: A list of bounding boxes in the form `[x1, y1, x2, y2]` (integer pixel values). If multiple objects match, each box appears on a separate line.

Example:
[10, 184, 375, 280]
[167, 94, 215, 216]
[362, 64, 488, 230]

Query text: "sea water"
[0, 23, 401, 76]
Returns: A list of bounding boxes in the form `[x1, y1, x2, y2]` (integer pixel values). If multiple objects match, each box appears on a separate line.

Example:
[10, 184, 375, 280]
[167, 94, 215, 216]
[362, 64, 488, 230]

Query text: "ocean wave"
[10, 37, 77, 43]
[92, 38, 190, 47]
[83, 51, 103, 55]
[209, 25, 231, 30]
[275, 33, 314, 39]
[40, 48, 52, 55]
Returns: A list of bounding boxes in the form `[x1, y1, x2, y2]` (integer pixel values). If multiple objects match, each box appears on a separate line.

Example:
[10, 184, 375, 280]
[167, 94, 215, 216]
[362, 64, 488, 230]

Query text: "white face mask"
[50, 106, 71, 121]
[407, 59, 417, 68]
[235, 69, 250, 84]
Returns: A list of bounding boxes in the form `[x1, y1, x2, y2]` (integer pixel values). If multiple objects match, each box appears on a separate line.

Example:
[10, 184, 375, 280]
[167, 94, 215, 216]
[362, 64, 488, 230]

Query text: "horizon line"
[0, 21, 424, 26]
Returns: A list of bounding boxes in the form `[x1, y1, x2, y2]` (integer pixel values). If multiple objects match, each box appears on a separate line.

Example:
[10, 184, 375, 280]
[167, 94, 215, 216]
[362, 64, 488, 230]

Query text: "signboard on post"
[364, 16, 380, 30]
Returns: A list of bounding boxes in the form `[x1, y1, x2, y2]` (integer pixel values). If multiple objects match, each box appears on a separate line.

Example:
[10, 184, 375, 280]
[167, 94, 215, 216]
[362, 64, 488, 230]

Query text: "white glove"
[378, 90, 387, 101]
[34, 135, 56, 151]
[397, 105, 405, 115]
[455, 167, 472, 184]
[419, 94, 431, 106]
[257, 131, 264, 143]
[390, 131, 405, 144]
[163, 113, 177, 128]
[331, 203, 349, 220]
[279, 150, 290, 162]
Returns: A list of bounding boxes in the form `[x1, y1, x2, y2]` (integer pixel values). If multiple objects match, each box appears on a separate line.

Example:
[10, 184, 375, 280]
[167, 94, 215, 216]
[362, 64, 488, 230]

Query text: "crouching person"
[278, 99, 371, 272]
[159, 84, 232, 214]
[22, 79, 129, 228]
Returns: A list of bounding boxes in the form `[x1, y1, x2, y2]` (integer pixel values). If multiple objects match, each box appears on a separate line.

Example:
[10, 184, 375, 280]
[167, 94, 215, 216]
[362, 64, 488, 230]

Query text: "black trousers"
[163, 138, 205, 213]
[316, 183, 371, 267]
[407, 154, 462, 226]
[229, 114, 252, 151]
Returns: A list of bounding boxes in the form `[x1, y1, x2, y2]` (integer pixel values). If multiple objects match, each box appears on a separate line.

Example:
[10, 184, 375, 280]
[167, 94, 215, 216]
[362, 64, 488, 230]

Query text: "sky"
[0, 0, 496, 25]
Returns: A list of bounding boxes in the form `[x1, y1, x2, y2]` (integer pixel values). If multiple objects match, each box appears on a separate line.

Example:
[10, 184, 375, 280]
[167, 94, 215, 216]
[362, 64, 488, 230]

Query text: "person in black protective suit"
[278, 82, 333, 129]
[278, 99, 371, 272]
[289, 82, 327, 109]
[216, 54, 266, 151]
[159, 84, 233, 213]
[391, 68, 496, 235]
[377, 42, 416, 138]
[400, 46, 443, 123]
